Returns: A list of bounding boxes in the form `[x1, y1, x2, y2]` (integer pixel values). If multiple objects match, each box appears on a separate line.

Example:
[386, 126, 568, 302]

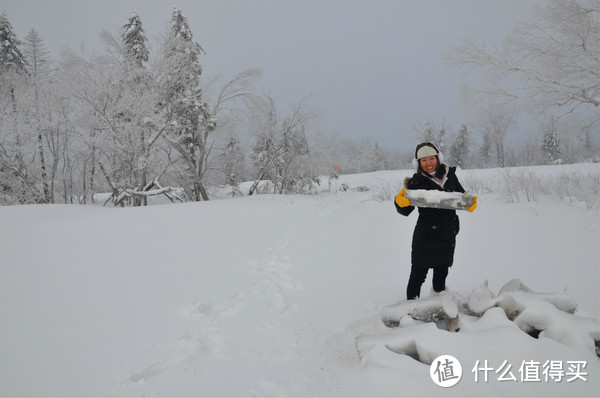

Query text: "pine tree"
[23, 29, 50, 79]
[0, 12, 31, 203]
[374, 143, 385, 170]
[422, 121, 437, 144]
[419, 120, 446, 153]
[161, 7, 209, 201]
[449, 124, 471, 168]
[479, 134, 492, 168]
[0, 12, 27, 74]
[0, 12, 27, 108]
[121, 12, 149, 67]
[541, 117, 561, 164]
[120, 12, 152, 205]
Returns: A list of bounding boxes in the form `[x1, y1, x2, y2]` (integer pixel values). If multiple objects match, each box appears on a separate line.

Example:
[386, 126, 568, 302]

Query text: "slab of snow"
[404, 189, 475, 210]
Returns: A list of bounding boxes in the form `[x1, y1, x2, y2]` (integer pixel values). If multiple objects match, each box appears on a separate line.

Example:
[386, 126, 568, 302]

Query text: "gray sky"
[2, 0, 540, 151]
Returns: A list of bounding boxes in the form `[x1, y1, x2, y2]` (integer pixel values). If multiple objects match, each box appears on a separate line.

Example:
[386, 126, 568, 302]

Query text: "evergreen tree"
[374, 143, 385, 170]
[479, 133, 492, 167]
[23, 29, 50, 79]
[121, 12, 149, 67]
[437, 126, 446, 154]
[0, 12, 27, 107]
[120, 12, 152, 205]
[0, 12, 31, 203]
[419, 120, 446, 153]
[449, 124, 471, 168]
[541, 117, 561, 164]
[0, 12, 27, 74]
[422, 121, 437, 144]
[162, 7, 209, 201]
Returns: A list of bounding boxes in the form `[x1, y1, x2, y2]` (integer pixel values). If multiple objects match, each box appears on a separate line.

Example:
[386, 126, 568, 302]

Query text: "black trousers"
[406, 265, 449, 300]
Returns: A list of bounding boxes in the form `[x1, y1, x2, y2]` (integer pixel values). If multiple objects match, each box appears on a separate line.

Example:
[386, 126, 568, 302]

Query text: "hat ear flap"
[412, 158, 419, 170]
[437, 151, 444, 163]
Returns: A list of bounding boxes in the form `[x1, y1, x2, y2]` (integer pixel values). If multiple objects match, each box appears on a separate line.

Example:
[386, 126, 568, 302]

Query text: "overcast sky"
[2, 0, 542, 151]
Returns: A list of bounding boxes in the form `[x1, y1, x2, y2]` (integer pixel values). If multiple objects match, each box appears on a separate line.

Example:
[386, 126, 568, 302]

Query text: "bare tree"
[248, 96, 318, 195]
[23, 29, 52, 202]
[475, 104, 516, 168]
[446, 0, 599, 117]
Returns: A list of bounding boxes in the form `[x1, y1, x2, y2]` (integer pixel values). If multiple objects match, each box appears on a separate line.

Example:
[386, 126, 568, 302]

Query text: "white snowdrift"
[360, 279, 599, 361]
[356, 279, 600, 396]
[0, 163, 598, 397]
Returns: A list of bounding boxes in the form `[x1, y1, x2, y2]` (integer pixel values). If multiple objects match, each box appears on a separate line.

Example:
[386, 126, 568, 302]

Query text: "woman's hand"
[467, 196, 478, 213]
[395, 188, 411, 208]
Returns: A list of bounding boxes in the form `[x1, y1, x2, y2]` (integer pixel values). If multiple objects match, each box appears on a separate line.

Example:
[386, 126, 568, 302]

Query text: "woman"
[394, 142, 476, 300]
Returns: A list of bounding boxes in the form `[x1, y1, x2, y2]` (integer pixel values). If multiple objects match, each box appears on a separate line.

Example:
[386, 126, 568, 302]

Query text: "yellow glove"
[467, 196, 478, 213]
[395, 188, 411, 208]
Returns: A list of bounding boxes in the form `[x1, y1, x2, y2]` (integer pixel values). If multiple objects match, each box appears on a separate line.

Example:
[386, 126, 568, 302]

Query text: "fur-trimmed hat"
[412, 142, 444, 170]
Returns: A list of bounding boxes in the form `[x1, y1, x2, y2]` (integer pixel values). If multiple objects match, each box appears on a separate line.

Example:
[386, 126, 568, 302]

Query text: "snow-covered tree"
[414, 120, 447, 153]
[573, 118, 599, 161]
[23, 29, 50, 79]
[421, 121, 437, 146]
[0, 12, 27, 74]
[0, 13, 34, 204]
[121, 12, 149, 68]
[23, 29, 53, 202]
[374, 143, 385, 171]
[202, 68, 262, 189]
[478, 133, 492, 168]
[354, 138, 381, 173]
[1, 23, 76, 205]
[541, 117, 561, 164]
[475, 104, 516, 167]
[220, 136, 246, 196]
[159, 7, 209, 201]
[60, 19, 175, 206]
[447, 0, 599, 118]
[249, 96, 280, 194]
[249, 97, 318, 195]
[449, 124, 471, 168]
[119, 13, 154, 205]
[278, 110, 312, 194]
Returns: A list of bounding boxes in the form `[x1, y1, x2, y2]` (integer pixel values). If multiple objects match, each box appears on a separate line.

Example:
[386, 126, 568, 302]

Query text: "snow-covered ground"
[1, 163, 598, 396]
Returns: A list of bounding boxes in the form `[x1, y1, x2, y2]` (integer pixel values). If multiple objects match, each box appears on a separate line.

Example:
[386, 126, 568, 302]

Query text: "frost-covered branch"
[446, 0, 600, 116]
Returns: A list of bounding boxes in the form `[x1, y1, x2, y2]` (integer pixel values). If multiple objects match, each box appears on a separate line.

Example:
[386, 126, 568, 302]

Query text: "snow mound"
[358, 279, 600, 382]
[468, 279, 596, 354]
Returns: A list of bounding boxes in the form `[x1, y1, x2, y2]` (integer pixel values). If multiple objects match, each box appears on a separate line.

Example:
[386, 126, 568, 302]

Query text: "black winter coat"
[395, 165, 465, 268]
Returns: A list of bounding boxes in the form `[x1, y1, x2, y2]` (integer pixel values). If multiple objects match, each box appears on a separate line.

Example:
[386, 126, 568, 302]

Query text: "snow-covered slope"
[0, 164, 598, 396]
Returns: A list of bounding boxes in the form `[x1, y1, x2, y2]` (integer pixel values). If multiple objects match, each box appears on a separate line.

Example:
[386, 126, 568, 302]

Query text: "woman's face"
[419, 155, 438, 174]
